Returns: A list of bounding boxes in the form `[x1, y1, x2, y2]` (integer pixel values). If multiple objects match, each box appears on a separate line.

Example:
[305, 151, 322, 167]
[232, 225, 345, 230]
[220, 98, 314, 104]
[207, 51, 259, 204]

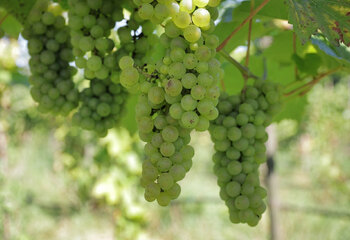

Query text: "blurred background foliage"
[0, 0, 350, 240]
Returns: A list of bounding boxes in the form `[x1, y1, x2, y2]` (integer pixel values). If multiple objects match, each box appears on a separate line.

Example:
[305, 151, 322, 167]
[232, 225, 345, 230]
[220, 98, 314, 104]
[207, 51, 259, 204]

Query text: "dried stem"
[216, 0, 271, 52]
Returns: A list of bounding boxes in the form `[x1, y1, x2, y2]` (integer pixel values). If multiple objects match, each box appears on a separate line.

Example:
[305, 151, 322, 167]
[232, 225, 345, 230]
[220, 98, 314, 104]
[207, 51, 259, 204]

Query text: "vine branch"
[216, 0, 270, 52]
[0, 13, 9, 27]
[219, 50, 259, 80]
[242, 0, 255, 92]
[293, 32, 299, 81]
[284, 67, 341, 97]
[244, 0, 254, 68]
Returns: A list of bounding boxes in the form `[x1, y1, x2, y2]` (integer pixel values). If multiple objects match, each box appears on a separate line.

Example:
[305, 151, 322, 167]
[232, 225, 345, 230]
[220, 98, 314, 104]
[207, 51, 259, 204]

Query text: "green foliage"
[0, 11, 22, 38]
[292, 53, 322, 76]
[287, 0, 350, 47]
[53, 0, 68, 9]
[311, 34, 350, 68]
[0, 0, 44, 24]
[234, 0, 289, 20]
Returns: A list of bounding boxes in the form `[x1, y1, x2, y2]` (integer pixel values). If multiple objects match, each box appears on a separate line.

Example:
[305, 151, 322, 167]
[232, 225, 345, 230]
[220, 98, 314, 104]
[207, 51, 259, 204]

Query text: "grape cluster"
[68, 0, 123, 80]
[209, 80, 281, 226]
[117, 0, 224, 206]
[23, 10, 79, 115]
[121, 0, 223, 132]
[72, 79, 128, 137]
[136, 92, 195, 206]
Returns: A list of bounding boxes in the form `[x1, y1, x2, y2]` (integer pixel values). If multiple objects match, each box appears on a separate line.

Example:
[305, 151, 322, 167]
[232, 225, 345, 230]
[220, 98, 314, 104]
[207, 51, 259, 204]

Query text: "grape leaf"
[234, 0, 289, 20]
[0, 0, 37, 25]
[120, 95, 138, 135]
[275, 95, 307, 122]
[292, 53, 322, 76]
[0, 10, 22, 38]
[53, 0, 69, 9]
[221, 61, 244, 94]
[311, 34, 350, 68]
[287, 0, 350, 47]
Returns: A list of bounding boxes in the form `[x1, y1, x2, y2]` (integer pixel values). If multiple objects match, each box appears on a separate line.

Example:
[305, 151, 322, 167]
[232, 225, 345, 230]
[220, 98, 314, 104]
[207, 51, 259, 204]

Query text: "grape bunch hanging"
[210, 81, 282, 226]
[19, 0, 284, 227]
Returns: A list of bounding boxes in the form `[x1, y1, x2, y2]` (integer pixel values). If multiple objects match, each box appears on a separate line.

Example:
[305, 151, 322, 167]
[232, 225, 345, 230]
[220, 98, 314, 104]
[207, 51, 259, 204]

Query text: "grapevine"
[2, 0, 344, 231]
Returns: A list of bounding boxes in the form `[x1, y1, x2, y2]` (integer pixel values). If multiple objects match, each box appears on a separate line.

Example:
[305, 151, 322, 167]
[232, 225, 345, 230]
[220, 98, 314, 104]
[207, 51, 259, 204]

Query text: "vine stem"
[284, 67, 341, 97]
[293, 32, 299, 80]
[219, 50, 259, 80]
[0, 13, 9, 27]
[216, 0, 270, 52]
[220, 78, 226, 91]
[242, 0, 255, 92]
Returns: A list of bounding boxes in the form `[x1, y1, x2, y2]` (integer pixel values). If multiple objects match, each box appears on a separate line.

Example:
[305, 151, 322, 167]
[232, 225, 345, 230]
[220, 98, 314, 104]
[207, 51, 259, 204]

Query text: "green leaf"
[221, 61, 244, 94]
[234, 0, 289, 20]
[303, 53, 322, 75]
[0, 0, 38, 25]
[275, 95, 307, 123]
[265, 59, 295, 85]
[214, 17, 273, 52]
[287, 0, 350, 47]
[311, 34, 350, 68]
[53, 0, 69, 9]
[0, 12, 22, 38]
[120, 95, 138, 135]
[263, 31, 296, 63]
[292, 53, 322, 76]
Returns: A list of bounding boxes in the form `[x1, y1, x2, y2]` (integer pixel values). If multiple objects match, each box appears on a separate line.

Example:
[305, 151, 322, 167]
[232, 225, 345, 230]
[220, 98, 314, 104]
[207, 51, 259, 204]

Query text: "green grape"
[182, 73, 197, 89]
[183, 54, 198, 69]
[235, 195, 249, 210]
[120, 67, 139, 88]
[165, 21, 182, 38]
[181, 94, 197, 111]
[157, 192, 171, 206]
[169, 62, 186, 79]
[139, 3, 154, 20]
[160, 142, 176, 157]
[208, 0, 221, 7]
[170, 48, 186, 62]
[173, 11, 191, 28]
[181, 111, 199, 128]
[195, 116, 210, 131]
[225, 181, 241, 197]
[165, 78, 183, 97]
[167, 183, 181, 199]
[148, 86, 165, 105]
[183, 25, 201, 43]
[79, 36, 94, 52]
[194, 0, 209, 8]
[162, 126, 179, 142]
[86, 55, 102, 71]
[169, 165, 186, 181]
[192, 8, 211, 27]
